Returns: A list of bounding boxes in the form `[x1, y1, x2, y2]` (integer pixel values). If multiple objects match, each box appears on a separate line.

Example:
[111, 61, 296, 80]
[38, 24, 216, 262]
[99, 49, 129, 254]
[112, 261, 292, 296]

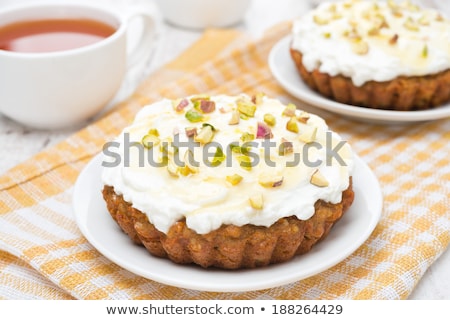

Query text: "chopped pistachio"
[178, 165, 191, 177]
[148, 128, 159, 137]
[185, 109, 204, 123]
[184, 150, 199, 174]
[352, 41, 369, 55]
[211, 147, 226, 167]
[199, 100, 216, 113]
[252, 92, 265, 105]
[185, 127, 197, 137]
[279, 138, 294, 156]
[202, 123, 217, 131]
[263, 113, 276, 126]
[297, 111, 310, 124]
[422, 44, 428, 58]
[392, 9, 403, 18]
[194, 125, 214, 144]
[226, 174, 243, 186]
[229, 110, 240, 125]
[323, 32, 332, 39]
[286, 117, 299, 133]
[256, 122, 273, 139]
[310, 169, 329, 187]
[404, 17, 419, 31]
[389, 34, 399, 45]
[172, 98, 190, 112]
[141, 134, 160, 149]
[368, 27, 380, 36]
[160, 138, 178, 155]
[298, 127, 318, 144]
[282, 103, 297, 117]
[387, 0, 397, 9]
[249, 194, 264, 210]
[236, 155, 252, 171]
[259, 174, 284, 188]
[237, 98, 257, 117]
[418, 15, 430, 26]
[240, 132, 255, 142]
[167, 158, 179, 177]
[313, 15, 329, 25]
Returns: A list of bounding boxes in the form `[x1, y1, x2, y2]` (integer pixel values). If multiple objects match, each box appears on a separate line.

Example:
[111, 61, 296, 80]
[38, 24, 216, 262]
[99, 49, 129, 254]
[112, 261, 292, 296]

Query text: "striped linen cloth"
[0, 23, 449, 300]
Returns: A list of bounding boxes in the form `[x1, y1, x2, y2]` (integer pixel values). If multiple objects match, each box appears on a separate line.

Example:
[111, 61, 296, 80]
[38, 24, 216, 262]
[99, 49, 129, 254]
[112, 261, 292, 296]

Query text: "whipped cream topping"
[291, 0, 450, 86]
[102, 95, 354, 234]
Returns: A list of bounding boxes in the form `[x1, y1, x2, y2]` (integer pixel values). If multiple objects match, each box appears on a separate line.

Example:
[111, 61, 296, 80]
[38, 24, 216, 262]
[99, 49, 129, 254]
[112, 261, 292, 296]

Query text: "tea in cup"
[0, 2, 156, 129]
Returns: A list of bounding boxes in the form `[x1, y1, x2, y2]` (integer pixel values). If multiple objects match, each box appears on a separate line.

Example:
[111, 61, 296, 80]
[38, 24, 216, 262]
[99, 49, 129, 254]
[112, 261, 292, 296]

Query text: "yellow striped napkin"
[0, 23, 449, 300]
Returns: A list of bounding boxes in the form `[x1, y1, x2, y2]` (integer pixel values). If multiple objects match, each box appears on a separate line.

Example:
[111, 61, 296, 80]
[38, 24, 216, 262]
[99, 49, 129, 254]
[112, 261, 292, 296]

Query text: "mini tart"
[101, 94, 354, 269]
[290, 0, 450, 111]
[102, 182, 354, 269]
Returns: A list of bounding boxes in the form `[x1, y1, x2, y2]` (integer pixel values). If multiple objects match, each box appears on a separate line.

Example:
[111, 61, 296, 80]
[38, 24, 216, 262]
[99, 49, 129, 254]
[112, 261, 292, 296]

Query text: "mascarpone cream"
[291, 0, 450, 86]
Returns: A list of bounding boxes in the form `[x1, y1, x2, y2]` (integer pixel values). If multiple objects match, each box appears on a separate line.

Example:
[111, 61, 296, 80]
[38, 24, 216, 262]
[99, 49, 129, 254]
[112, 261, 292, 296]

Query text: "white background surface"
[0, 0, 448, 299]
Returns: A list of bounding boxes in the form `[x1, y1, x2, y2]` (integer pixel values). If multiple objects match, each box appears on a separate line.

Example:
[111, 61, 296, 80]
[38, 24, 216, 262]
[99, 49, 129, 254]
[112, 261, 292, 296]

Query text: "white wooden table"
[0, 0, 448, 299]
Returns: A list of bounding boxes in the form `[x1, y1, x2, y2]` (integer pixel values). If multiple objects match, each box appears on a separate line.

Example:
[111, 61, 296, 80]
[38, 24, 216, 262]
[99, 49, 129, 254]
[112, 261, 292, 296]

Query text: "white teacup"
[154, 0, 251, 29]
[0, 2, 155, 129]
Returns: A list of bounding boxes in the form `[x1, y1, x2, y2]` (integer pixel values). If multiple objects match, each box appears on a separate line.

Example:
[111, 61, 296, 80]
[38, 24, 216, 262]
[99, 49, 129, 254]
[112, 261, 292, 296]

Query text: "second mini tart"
[290, 0, 450, 111]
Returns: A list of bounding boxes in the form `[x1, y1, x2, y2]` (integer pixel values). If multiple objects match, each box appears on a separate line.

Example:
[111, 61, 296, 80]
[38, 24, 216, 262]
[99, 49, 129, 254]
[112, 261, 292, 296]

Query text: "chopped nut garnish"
[286, 117, 299, 133]
[310, 169, 329, 187]
[251, 92, 265, 105]
[199, 100, 216, 113]
[141, 132, 160, 149]
[313, 15, 329, 25]
[237, 98, 257, 117]
[259, 174, 284, 188]
[240, 132, 255, 142]
[237, 155, 252, 171]
[436, 14, 444, 22]
[194, 125, 214, 144]
[185, 127, 197, 137]
[173, 98, 189, 112]
[279, 138, 294, 156]
[323, 32, 332, 39]
[422, 44, 428, 58]
[184, 150, 199, 174]
[263, 113, 276, 126]
[351, 40, 369, 55]
[282, 103, 297, 117]
[160, 138, 178, 156]
[418, 15, 430, 26]
[297, 111, 310, 124]
[211, 147, 226, 167]
[256, 122, 273, 139]
[167, 158, 179, 177]
[298, 127, 318, 144]
[368, 27, 380, 36]
[404, 17, 419, 31]
[226, 174, 243, 186]
[389, 34, 399, 45]
[249, 194, 264, 210]
[228, 110, 240, 125]
[185, 109, 204, 123]
[392, 9, 403, 18]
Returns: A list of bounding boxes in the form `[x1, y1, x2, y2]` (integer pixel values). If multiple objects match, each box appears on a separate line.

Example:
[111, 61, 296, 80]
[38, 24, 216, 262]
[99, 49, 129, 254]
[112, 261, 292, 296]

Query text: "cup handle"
[124, 12, 157, 69]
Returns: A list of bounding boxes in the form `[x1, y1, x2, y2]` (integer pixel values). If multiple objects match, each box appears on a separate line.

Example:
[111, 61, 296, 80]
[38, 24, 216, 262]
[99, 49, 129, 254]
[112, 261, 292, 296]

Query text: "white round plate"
[269, 36, 450, 124]
[73, 153, 382, 292]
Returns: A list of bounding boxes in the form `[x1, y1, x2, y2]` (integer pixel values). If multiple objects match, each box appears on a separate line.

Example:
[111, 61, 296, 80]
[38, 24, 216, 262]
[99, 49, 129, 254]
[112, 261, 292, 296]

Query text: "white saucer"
[73, 153, 382, 292]
[269, 36, 450, 124]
